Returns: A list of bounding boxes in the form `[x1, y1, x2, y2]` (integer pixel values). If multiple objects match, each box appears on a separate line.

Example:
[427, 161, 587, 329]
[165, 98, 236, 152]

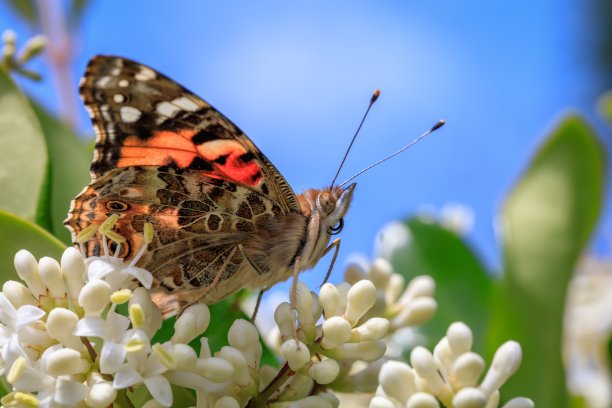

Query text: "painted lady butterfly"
[65, 56, 355, 316]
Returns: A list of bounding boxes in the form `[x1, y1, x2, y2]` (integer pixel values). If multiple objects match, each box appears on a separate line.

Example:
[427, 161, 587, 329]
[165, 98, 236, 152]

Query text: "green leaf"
[0, 67, 48, 223]
[2, 0, 37, 24]
[391, 218, 492, 352]
[491, 114, 606, 406]
[31, 103, 92, 244]
[0, 210, 65, 283]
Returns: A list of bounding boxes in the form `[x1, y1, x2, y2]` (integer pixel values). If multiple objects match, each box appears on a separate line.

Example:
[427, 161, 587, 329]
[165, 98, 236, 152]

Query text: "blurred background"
[1, 1, 611, 407]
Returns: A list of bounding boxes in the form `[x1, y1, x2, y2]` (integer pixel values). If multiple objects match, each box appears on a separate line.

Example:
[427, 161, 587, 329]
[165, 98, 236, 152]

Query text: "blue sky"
[1, 1, 608, 287]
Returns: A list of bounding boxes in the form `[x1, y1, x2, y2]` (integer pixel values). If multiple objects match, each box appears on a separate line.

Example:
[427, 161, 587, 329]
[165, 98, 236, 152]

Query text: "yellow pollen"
[99, 214, 119, 234]
[129, 304, 145, 328]
[104, 230, 127, 244]
[7, 357, 26, 385]
[14, 392, 39, 407]
[111, 289, 132, 304]
[125, 338, 146, 353]
[153, 343, 176, 370]
[144, 222, 154, 244]
[76, 224, 99, 244]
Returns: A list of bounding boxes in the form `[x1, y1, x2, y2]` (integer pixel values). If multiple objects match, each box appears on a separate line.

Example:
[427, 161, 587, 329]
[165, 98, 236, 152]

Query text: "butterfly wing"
[65, 56, 305, 309]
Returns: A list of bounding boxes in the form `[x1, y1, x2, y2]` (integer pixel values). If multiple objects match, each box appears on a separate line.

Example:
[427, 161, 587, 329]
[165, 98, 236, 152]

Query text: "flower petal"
[15, 305, 45, 327]
[100, 341, 126, 375]
[113, 364, 142, 389]
[105, 311, 131, 340]
[143, 375, 172, 407]
[87, 259, 116, 281]
[74, 316, 107, 338]
[125, 267, 153, 289]
[54, 377, 87, 405]
[0, 294, 17, 327]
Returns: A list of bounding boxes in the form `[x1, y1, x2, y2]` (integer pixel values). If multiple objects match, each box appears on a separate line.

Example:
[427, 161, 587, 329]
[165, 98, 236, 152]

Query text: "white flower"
[0, 293, 45, 365]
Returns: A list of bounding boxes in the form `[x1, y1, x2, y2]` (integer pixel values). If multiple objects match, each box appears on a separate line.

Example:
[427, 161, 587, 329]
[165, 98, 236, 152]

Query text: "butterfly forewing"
[66, 56, 310, 311]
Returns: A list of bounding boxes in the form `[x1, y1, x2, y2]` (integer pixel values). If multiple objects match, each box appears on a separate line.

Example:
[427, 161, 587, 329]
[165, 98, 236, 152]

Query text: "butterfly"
[65, 56, 355, 316]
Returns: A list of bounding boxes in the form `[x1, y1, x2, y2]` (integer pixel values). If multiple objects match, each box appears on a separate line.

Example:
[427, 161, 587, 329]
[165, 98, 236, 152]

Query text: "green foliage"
[0, 210, 65, 283]
[491, 115, 605, 406]
[392, 218, 491, 353]
[0, 67, 48, 223]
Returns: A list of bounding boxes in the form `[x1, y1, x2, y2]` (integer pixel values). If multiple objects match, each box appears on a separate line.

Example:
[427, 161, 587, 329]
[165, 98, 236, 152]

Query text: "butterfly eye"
[319, 191, 336, 214]
[106, 200, 129, 212]
[328, 218, 344, 235]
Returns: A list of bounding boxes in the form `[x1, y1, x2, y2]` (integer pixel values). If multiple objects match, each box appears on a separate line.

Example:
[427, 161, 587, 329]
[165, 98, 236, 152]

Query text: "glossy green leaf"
[0, 210, 65, 283]
[391, 218, 492, 352]
[491, 114, 606, 406]
[0, 67, 47, 222]
[32, 104, 92, 244]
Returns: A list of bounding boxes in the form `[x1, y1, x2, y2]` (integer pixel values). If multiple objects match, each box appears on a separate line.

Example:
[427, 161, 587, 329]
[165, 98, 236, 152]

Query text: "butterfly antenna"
[339, 119, 445, 187]
[330, 89, 381, 187]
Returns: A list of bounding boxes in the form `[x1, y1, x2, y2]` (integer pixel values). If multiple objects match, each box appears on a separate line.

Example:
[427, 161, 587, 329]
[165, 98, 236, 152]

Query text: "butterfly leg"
[251, 289, 267, 323]
[320, 238, 341, 287]
[289, 256, 302, 340]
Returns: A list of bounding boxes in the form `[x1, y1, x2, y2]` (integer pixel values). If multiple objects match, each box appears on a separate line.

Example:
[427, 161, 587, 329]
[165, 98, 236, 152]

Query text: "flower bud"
[392, 297, 437, 328]
[280, 339, 311, 371]
[344, 264, 367, 285]
[129, 287, 162, 337]
[379, 360, 416, 403]
[295, 281, 314, 327]
[399, 275, 435, 303]
[78, 279, 112, 316]
[369, 258, 393, 291]
[352, 317, 389, 342]
[19, 35, 46, 63]
[217, 346, 250, 386]
[197, 357, 234, 383]
[228, 319, 261, 367]
[274, 302, 294, 338]
[433, 337, 454, 371]
[2, 281, 36, 307]
[46, 348, 88, 376]
[406, 392, 440, 408]
[214, 396, 240, 408]
[47, 308, 81, 349]
[385, 273, 405, 305]
[344, 280, 377, 325]
[38, 257, 64, 299]
[325, 340, 385, 362]
[479, 341, 522, 396]
[410, 347, 446, 393]
[173, 303, 210, 344]
[291, 395, 334, 408]
[321, 316, 352, 349]
[447, 322, 473, 356]
[452, 352, 485, 388]
[319, 283, 343, 317]
[86, 373, 116, 408]
[452, 387, 487, 408]
[308, 358, 340, 384]
[370, 396, 396, 408]
[14, 250, 45, 298]
[61, 247, 85, 300]
[501, 397, 535, 408]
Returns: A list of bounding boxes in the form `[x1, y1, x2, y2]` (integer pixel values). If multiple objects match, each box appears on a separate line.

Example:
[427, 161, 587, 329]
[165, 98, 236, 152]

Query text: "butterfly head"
[321, 183, 356, 235]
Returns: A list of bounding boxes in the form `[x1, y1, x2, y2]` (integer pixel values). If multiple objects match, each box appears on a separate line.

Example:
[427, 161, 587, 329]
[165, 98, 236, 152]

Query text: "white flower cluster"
[344, 258, 437, 333]
[0, 220, 266, 407]
[370, 322, 534, 408]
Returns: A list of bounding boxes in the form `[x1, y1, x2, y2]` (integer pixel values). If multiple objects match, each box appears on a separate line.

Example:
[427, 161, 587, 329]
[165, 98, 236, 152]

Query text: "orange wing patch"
[116, 129, 263, 187]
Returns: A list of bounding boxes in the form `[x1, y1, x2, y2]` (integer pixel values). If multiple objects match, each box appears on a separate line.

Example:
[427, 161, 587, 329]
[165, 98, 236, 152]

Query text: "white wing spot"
[110, 68, 121, 76]
[156, 101, 180, 118]
[113, 94, 125, 103]
[120, 106, 141, 123]
[100, 105, 111, 121]
[118, 79, 130, 88]
[172, 96, 199, 112]
[96, 76, 112, 88]
[134, 66, 156, 81]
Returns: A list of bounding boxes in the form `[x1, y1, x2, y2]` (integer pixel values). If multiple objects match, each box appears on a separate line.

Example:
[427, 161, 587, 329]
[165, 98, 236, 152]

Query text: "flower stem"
[81, 336, 97, 362]
[247, 362, 292, 407]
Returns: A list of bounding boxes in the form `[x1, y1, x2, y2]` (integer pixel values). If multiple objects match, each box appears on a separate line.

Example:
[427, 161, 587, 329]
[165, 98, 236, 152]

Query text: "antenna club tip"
[431, 119, 445, 131]
[371, 89, 380, 103]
